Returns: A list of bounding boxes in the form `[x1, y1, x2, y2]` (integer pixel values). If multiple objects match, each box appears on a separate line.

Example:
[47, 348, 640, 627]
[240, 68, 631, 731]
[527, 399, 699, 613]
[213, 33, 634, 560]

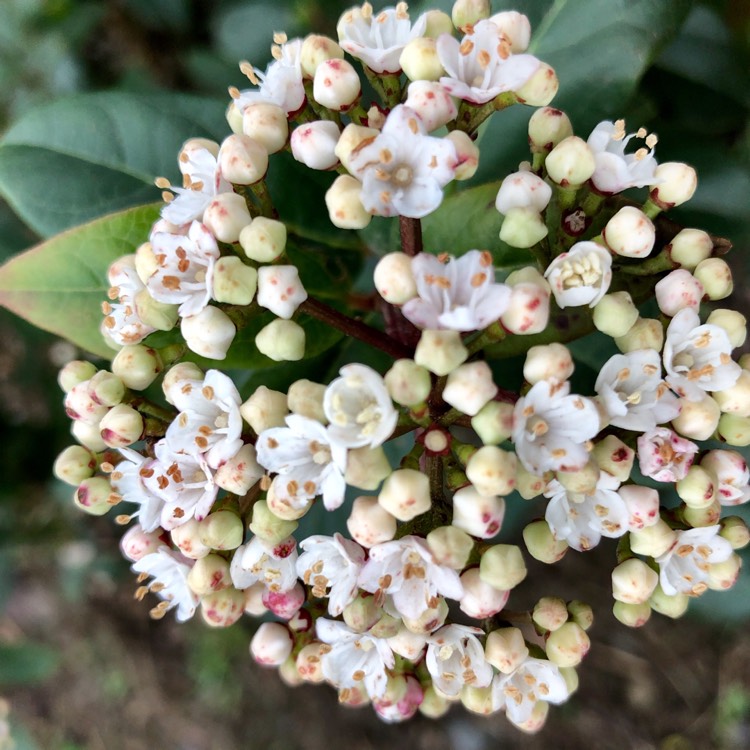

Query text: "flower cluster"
[50, 0, 750, 733]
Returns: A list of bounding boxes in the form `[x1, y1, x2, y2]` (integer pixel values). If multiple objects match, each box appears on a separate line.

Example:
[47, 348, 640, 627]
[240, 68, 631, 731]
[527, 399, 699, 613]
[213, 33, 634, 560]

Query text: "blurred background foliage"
[0, 0, 749, 747]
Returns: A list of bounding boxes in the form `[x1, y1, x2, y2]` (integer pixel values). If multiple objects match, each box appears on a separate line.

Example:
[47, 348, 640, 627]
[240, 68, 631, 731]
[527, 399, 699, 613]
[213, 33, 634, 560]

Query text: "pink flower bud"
[200, 588, 245, 628]
[250, 622, 294, 666]
[170, 518, 211, 560]
[445, 130, 479, 180]
[296, 642, 329, 683]
[291, 120, 341, 170]
[618, 485, 660, 530]
[187, 553, 231, 595]
[452, 486, 505, 539]
[120, 524, 163, 562]
[262, 582, 306, 620]
[54, 445, 96, 486]
[591, 436, 634, 482]
[99, 404, 144, 448]
[501, 279, 550, 334]
[313, 59, 361, 110]
[466, 446, 516, 497]
[300, 34, 344, 77]
[75, 477, 119, 516]
[403, 81, 456, 130]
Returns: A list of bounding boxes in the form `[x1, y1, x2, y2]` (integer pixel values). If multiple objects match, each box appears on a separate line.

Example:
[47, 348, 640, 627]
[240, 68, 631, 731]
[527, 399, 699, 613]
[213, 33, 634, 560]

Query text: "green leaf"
[0, 92, 227, 237]
[0, 203, 160, 357]
[0, 642, 59, 685]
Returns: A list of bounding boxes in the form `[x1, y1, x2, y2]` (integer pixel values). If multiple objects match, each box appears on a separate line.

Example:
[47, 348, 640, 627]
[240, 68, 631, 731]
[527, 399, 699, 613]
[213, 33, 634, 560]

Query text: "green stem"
[248, 180, 277, 219]
[617, 249, 678, 276]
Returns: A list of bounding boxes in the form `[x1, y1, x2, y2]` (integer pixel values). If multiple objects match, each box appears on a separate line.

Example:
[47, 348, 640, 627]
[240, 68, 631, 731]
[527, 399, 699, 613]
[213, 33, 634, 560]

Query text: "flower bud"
[334, 124, 379, 172]
[263, 582, 305, 620]
[134, 290, 178, 331]
[523, 342, 574, 385]
[300, 34, 344, 77]
[414, 329, 468, 375]
[201, 588, 245, 628]
[403, 80, 456, 131]
[291, 120, 340, 170]
[672, 393, 721, 440]
[218, 134, 268, 186]
[370, 611, 401, 639]
[442, 361, 498, 416]
[523, 519, 568, 563]
[566, 600, 594, 631]
[460, 685, 495, 716]
[532, 596, 569, 632]
[426, 525, 474, 568]
[181, 306, 236, 360]
[515, 62, 558, 106]
[313, 59, 361, 110]
[602, 206, 655, 259]
[648, 584, 689, 618]
[694, 257, 733, 300]
[198, 510, 244, 551]
[134, 241, 158, 283]
[471, 401, 514, 445]
[325, 174, 371, 229]
[423, 9, 453, 37]
[265, 482, 311, 521]
[611, 558, 659, 604]
[286, 379, 326, 423]
[618, 484, 659, 530]
[451, 485, 505, 539]
[654, 269, 704, 317]
[99, 404, 144, 448]
[445, 130, 479, 180]
[111, 345, 163, 391]
[592, 292, 640, 338]
[592, 436, 634, 482]
[499, 207, 548, 248]
[675, 464, 718, 510]
[419, 685, 451, 719]
[556, 460, 599, 495]
[544, 621, 589, 667]
[74, 476, 119, 515]
[516, 464, 546, 499]
[388, 625, 427, 662]
[484, 627, 529, 674]
[451, 0, 490, 29]
[629, 519, 676, 557]
[718, 413, 750, 446]
[87, 371, 125, 407]
[54, 445, 97, 486]
[240, 386, 287, 433]
[255, 319, 306, 362]
[500, 279, 551, 334]
[239, 217, 287, 263]
[479, 544, 527, 590]
[296, 642, 329, 683]
[120, 524, 162, 562]
[528, 107, 573, 154]
[614, 317, 663, 353]
[378, 468, 430, 521]
[489, 11, 531, 51]
[257, 265, 307, 319]
[347, 496, 397, 547]
[613, 603, 650, 632]
[187, 553, 231, 595]
[384, 359, 431, 409]
[707, 553, 742, 591]
[71, 420, 107, 452]
[171, 518, 211, 560]
[682, 499, 721, 527]
[243, 582, 268, 616]
[203, 192, 252, 244]
[466, 446, 516, 497]
[650, 162, 698, 208]
[345, 446, 391, 490]
[250, 622, 294, 666]
[242, 103, 288, 154]
[374, 252, 417, 305]
[248, 500, 297, 546]
[343, 592, 381, 632]
[212, 256, 258, 306]
[58, 360, 97, 392]
[706, 309, 747, 349]
[545, 136, 596, 187]
[667, 228, 713, 269]
[459, 567, 509, 619]
[162, 362, 203, 404]
[720, 516, 750, 550]
[402, 598, 448, 635]
[400, 39, 445, 83]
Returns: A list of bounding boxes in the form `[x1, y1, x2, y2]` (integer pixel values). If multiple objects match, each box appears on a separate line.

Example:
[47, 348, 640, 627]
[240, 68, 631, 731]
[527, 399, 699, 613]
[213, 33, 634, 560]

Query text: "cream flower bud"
[257, 266, 307, 319]
[414, 329, 468, 375]
[592, 435, 634, 482]
[218, 134, 269, 186]
[451, 0, 490, 29]
[181, 306, 236, 360]
[682, 499, 721, 527]
[388, 625, 428, 661]
[707, 309, 747, 348]
[613, 600, 651, 628]
[496, 171, 552, 214]
[212, 256, 258, 305]
[466, 446, 516, 497]
[545, 622, 590, 667]
[240, 386, 287, 433]
[58, 360, 97, 392]
[489, 11, 531, 51]
[187, 554, 231, 595]
[239, 217, 287, 263]
[442, 361, 498, 416]
[400, 38, 445, 82]
[87, 371, 125, 407]
[134, 290, 179, 331]
[567, 600, 594, 631]
[287, 379, 327, 423]
[452, 485, 505, 539]
[203, 192, 253, 243]
[614, 317, 664, 353]
[403, 80, 456, 130]
[718, 413, 750, 446]
[515, 62, 558, 107]
[201, 588, 245, 628]
[296, 642, 328, 683]
[266, 481, 311, 521]
[347, 496, 397, 547]
[300, 34, 344, 77]
[181, 136, 219, 159]
[545, 136, 596, 187]
[343, 592, 381, 633]
[592, 291, 639, 338]
[374, 252, 417, 305]
[242, 103, 288, 154]
[445, 130, 479, 180]
[611, 558, 659, 604]
[291, 120, 341, 170]
[693, 257, 733, 300]
[198, 510, 244, 551]
[648, 584, 689, 619]
[111, 344, 163, 390]
[484, 627, 529, 674]
[402, 598, 448, 634]
[334, 124, 379, 172]
[247, 500, 298, 546]
[54, 445, 96, 486]
[459, 567, 509, 619]
[370, 612, 402, 640]
[161, 363, 203, 405]
[650, 162, 698, 208]
[629, 519, 677, 557]
[500, 278, 550, 334]
[378, 468, 431, 521]
[720, 516, 750, 549]
[556, 460, 600, 494]
[170, 519, 210, 559]
[384, 359, 431, 407]
[424, 9, 454, 37]
[667, 228, 713, 269]
[515, 464, 546, 499]
[523, 520, 568, 563]
[255, 319, 306, 362]
[479, 544, 527, 590]
[75, 476, 119, 515]
[672, 393, 721, 440]
[313, 59, 361, 110]
[676, 465, 718, 509]
[214, 444, 263, 495]
[72, 420, 107, 452]
[471, 401, 514, 445]
[528, 107, 573, 154]
[345, 446, 391, 490]
[99, 404, 144, 448]
[251, 622, 294, 666]
[707, 553, 742, 591]
[325, 174, 371, 229]
[523, 342, 574, 385]
[603, 206, 655, 258]
[427, 526, 474, 568]
[532, 596, 569, 632]
[499, 207, 548, 248]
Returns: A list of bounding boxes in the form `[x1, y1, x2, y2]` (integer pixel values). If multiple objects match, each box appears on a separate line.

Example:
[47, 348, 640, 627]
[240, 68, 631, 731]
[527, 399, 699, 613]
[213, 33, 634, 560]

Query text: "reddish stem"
[399, 216, 423, 257]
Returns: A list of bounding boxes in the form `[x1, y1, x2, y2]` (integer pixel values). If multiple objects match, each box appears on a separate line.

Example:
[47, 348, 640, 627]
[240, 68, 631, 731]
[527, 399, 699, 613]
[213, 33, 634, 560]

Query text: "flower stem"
[399, 216, 423, 257]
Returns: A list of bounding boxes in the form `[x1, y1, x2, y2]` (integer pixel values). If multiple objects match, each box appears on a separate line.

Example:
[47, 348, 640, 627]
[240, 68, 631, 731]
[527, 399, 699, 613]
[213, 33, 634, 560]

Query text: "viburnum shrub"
[3, 0, 749, 731]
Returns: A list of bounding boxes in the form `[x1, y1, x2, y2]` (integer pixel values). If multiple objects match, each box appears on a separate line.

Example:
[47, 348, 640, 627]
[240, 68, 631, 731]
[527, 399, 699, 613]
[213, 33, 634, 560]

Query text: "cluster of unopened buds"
[50, 0, 750, 732]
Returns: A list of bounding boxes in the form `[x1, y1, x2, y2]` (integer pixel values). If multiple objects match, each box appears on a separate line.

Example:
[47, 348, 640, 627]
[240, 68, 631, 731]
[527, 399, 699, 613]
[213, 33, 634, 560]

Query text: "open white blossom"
[102, 256, 155, 346]
[425, 624, 493, 698]
[637, 427, 698, 483]
[132, 546, 199, 622]
[701, 450, 750, 506]
[110, 447, 166, 533]
[230, 536, 298, 593]
[437, 20, 540, 104]
[347, 105, 457, 218]
[401, 250, 511, 331]
[544, 241, 612, 308]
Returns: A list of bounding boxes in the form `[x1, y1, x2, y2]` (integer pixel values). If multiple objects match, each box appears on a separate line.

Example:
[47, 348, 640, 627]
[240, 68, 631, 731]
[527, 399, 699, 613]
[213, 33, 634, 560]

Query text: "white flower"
[437, 20, 540, 104]
[401, 251, 511, 332]
[316, 618, 395, 699]
[256, 414, 347, 511]
[637, 427, 698, 483]
[165, 369, 243, 469]
[425, 624, 493, 698]
[347, 105, 457, 218]
[230, 536, 298, 593]
[357, 535, 463, 621]
[131, 546, 199, 622]
[324, 364, 398, 450]
[102, 256, 155, 346]
[110, 447, 166, 533]
[296, 533, 366, 616]
[656, 525, 733, 596]
[544, 471, 629, 552]
[701, 450, 750, 506]
[595, 349, 681, 431]
[147, 221, 220, 317]
[587, 119, 659, 194]
[337, 2, 426, 74]
[663, 308, 742, 401]
[544, 241, 612, 308]
[512, 380, 600, 475]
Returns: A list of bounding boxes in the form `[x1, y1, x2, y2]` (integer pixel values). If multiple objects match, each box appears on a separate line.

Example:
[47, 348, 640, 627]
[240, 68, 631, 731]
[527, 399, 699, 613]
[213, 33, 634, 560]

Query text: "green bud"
[212, 256, 258, 305]
[248, 500, 298, 546]
[523, 520, 568, 563]
[111, 345, 163, 391]
[479, 544, 527, 590]
[199, 510, 244, 551]
[54, 445, 96, 486]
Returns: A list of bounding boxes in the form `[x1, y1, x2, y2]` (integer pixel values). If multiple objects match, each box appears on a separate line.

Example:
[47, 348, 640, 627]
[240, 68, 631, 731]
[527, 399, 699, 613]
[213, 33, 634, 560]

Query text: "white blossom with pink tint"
[637, 427, 698, 483]
[230, 535, 298, 593]
[654, 269, 704, 317]
[544, 241, 612, 309]
[102, 256, 155, 346]
[131, 546, 198, 622]
[701, 450, 750, 506]
[425, 624, 493, 698]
